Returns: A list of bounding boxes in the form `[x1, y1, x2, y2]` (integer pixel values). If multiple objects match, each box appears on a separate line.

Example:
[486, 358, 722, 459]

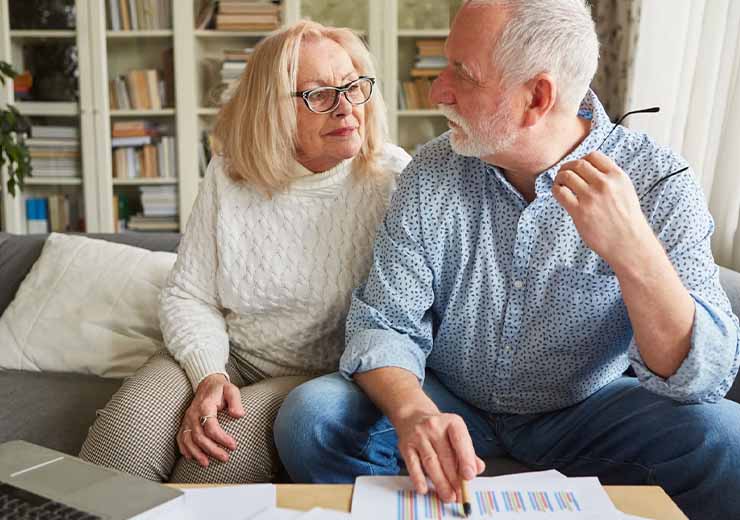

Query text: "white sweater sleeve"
[159, 158, 230, 390]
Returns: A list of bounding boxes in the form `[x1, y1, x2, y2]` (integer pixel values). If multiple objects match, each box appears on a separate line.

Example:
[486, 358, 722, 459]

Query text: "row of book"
[25, 195, 82, 233]
[109, 57, 174, 110]
[107, 0, 172, 30]
[28, 126, 81, 178]
[399, 78, 435, 110]
[196, 0, 281, 31]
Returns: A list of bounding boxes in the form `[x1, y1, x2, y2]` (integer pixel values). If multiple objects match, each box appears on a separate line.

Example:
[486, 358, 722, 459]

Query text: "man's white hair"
[466, 0, 599, 111]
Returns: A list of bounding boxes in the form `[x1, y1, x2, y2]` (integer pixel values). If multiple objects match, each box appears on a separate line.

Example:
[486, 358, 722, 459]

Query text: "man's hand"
[177, 373, 245, 467]
[553, 151, 658, 271]
[395, 410, 486, 503]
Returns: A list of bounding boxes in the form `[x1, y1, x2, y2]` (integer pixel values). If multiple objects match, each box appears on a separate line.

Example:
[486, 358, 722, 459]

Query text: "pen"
[460, 479, 472, 517]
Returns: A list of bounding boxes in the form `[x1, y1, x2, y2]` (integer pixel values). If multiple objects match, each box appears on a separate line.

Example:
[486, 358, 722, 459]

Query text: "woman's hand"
[177, 373, 245, 467]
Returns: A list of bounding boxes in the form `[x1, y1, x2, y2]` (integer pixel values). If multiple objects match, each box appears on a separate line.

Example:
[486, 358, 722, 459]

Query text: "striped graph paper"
[396, 489, 583, 519]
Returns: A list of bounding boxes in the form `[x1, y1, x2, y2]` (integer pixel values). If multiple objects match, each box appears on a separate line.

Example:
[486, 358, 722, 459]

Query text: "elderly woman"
[79, 20, 410, 483]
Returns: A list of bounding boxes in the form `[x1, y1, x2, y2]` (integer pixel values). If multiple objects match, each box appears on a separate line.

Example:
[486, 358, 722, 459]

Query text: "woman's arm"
[159, 158, 231, 390]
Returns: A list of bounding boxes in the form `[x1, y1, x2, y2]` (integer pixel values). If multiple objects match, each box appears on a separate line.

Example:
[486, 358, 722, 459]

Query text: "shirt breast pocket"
[545, 266, 629, 345]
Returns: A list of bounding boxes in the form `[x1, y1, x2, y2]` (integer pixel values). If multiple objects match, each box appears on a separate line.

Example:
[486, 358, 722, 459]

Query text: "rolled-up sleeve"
[340, 164, 435, 383]
[629, 167, 740, 403]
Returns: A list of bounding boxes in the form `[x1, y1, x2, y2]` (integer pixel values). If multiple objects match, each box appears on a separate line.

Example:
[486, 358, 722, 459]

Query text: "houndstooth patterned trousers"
[79, 350, 311, 483]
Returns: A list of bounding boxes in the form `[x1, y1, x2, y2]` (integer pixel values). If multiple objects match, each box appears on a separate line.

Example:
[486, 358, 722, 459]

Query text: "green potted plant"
[0, 60, 32, 197]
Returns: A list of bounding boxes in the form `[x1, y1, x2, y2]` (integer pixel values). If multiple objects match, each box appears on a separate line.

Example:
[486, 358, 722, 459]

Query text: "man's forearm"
[611, 235, 695, 378]
[354, 367, 438, 426]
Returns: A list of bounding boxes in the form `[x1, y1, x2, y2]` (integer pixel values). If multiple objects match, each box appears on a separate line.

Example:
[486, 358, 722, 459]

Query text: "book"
[119, 0, 131, 30]
[31, 126, 79, 139]
[146, 69, 162, 109]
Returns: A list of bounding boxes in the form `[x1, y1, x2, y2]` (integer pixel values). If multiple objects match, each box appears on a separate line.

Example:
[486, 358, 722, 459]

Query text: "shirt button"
[513, 280, 524, 289]
[504, 345, 512, 352]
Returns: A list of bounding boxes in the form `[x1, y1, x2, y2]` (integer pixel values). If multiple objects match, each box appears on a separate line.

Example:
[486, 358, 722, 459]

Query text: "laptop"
[0, 441, 184, 519]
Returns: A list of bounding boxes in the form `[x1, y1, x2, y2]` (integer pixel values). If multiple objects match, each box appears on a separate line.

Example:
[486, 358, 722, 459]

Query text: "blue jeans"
[274, 371, 740, 520]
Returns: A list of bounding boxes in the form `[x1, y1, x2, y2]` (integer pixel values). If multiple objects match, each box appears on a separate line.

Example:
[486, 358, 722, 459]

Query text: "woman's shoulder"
[378, 143, 412, 176]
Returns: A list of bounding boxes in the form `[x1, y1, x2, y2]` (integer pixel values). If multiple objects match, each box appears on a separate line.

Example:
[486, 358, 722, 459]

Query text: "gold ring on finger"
[199, 414, 216, 426]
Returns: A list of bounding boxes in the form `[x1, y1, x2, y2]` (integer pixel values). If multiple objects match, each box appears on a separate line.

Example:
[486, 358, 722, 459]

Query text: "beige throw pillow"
[0, 233, 176, 378]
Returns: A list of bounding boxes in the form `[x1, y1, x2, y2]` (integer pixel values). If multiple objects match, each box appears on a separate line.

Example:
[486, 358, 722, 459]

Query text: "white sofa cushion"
[0, 233, 176, 378]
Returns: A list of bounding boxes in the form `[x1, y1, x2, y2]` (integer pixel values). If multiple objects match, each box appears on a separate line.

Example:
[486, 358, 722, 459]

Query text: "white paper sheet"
[248, 507, 351, 520]
[297, 507, 353, 519]
[352, 474, 623, 519]
[249, 507, 304, 520]
[176, 484, 276, 520]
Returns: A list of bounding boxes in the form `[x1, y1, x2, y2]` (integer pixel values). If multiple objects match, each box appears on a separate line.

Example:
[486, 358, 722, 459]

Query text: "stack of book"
[215, 1, 281, 31]
[221, 48, 253, 93]
[126, 185, 178, 232]
[28, 126, 81, 177]
[107, 0, 172, 30]
[411, 39, 447, 77]
[399, 39, 447, 110]
[111, 121, 177, 179]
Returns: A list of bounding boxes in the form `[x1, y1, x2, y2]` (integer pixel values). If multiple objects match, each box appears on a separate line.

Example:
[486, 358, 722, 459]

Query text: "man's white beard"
[438, 104, 517, 158]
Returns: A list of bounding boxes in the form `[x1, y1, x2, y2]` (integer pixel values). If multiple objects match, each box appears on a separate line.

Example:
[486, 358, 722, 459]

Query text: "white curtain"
[626, 0, 740, 271]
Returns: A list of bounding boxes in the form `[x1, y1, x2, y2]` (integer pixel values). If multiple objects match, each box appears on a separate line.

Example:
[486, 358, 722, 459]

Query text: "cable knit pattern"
[160, 144, 411, 389]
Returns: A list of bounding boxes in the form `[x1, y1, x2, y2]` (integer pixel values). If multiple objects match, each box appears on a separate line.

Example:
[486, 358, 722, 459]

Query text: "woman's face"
[294, 38, 366, 173]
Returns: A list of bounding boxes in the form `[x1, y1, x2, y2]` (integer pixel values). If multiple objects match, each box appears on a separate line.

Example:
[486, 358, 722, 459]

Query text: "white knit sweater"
[159, 144, 411, 389]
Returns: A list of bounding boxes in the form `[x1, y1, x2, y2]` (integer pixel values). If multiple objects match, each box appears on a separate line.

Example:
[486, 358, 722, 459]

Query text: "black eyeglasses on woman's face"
[293, 76, 375, 114]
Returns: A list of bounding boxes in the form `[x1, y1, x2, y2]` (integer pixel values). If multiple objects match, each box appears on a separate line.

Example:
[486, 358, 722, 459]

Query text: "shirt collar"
[540, 89, 613, 181]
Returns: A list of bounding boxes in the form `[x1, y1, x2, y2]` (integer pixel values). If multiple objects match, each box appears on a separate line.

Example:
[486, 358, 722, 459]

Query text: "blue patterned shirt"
[340, 90, 740, 414]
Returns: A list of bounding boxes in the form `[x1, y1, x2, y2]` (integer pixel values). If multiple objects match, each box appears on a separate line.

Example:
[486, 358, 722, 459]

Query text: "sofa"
[1, 231, 740, 478]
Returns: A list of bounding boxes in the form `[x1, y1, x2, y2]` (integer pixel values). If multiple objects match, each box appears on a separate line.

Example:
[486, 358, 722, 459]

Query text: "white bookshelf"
[0, 0, 457, 234]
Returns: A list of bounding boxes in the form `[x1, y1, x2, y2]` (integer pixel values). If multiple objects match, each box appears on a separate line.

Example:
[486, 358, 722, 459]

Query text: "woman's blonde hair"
[213, 20, 388, 197]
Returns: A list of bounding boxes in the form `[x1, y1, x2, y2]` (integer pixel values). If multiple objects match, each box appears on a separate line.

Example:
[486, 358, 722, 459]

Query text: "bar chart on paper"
[396, 488, 583, 519]
[353, 474, 621, 520]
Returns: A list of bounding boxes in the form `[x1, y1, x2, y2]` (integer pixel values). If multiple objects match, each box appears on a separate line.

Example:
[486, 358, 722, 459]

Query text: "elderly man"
[274, 1, 740, 518]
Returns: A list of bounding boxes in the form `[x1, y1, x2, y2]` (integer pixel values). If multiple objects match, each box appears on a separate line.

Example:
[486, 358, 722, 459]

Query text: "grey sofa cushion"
[0, 370, 123, 455]
[0, 233, 48, 319]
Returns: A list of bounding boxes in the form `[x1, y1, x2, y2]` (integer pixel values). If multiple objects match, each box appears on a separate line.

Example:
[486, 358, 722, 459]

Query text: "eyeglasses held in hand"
[595, 106, 689, 200]
[293, 76, 376, 114]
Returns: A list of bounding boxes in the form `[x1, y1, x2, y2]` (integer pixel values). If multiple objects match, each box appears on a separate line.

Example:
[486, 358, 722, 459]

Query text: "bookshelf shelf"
[106, 30, 174, 38]
[197, 107, 220, 116]
[14, 102, 79, 117]
[24, 177, 83, 186]
[397, 29, 449, 38]
[110, 109, 176, 117]
[9, 30, 77, 39]
[194, 30, 272, 38]
[398, 109, 445, 117]
[113, 178, 178, 185]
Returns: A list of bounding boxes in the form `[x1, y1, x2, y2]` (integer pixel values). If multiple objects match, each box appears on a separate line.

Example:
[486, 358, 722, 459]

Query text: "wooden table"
[175, 483, 687, 519]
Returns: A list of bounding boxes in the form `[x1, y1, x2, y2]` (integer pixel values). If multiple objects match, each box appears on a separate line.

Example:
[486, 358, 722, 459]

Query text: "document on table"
[175, 484, 276, 520]
[352, 471, 625, 519]
[249, 507, 351, 519]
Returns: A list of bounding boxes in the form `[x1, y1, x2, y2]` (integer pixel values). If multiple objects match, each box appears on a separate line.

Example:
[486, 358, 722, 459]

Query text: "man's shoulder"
[610, 126, 696, 199]
[610, 127, 707, 222]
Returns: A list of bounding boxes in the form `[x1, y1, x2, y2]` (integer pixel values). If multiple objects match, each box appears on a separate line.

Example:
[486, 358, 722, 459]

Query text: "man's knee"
[688, 401, 740, 468]
[274, 373, 353, 452]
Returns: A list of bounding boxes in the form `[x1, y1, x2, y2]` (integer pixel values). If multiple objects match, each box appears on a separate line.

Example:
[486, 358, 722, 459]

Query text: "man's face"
[430, 5, 520, 159]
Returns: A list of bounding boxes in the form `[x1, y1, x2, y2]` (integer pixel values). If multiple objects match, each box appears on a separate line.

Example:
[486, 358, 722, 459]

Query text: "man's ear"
[522, 73, 557, 127]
